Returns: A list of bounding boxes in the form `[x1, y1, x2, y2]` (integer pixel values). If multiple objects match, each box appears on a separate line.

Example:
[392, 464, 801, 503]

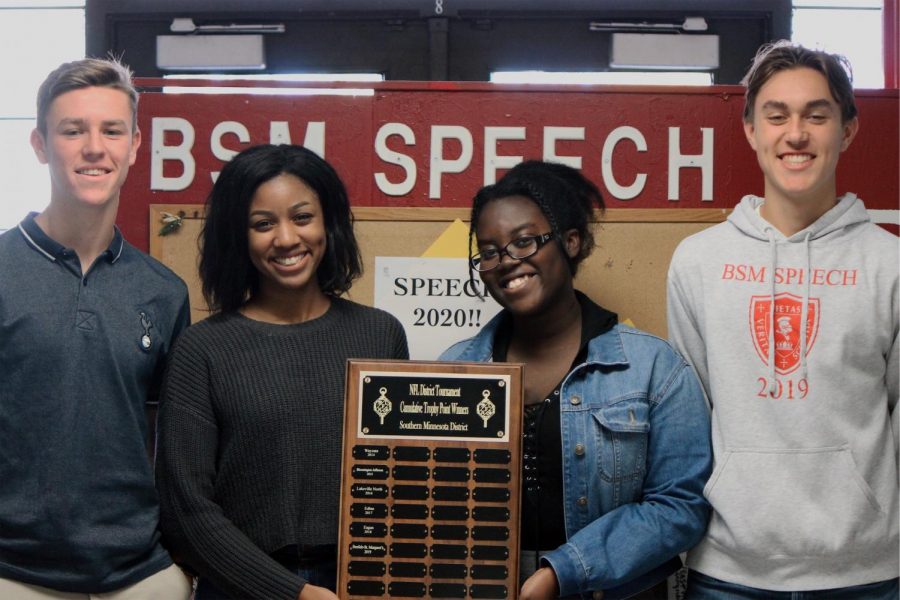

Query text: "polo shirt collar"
[18, 212, 125, 264]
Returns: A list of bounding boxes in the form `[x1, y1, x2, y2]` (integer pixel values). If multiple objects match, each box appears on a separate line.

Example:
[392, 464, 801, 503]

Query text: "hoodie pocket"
[704, 445, 887, 558]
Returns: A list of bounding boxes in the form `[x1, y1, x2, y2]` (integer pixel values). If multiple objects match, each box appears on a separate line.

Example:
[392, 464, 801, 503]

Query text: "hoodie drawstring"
[766, 228, 778, 395]
[798, 232, 812, 381]
[765, 228, 813, 396]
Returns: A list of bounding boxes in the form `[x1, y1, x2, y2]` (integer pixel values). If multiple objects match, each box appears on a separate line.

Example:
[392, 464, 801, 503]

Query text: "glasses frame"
[470, 232, 555, 272]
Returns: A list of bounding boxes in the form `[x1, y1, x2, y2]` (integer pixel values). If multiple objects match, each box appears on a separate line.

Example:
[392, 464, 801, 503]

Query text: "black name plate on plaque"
[359, 374, 508, 440]
[338, 360, 523, 600]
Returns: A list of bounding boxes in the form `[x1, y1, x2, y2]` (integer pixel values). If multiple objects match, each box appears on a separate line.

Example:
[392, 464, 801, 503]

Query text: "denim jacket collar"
[583, 326, 629, 367]
[446, 303, 629, 368]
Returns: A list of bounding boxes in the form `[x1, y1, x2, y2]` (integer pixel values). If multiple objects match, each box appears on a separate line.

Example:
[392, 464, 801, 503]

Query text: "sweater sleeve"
[155, 332, 305, 600]
[666, 243, 712, 408]
[388, 314, 410, 360]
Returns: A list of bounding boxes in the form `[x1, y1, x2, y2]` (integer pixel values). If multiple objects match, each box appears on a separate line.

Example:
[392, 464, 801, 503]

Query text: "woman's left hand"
[520, 566, 561, 600]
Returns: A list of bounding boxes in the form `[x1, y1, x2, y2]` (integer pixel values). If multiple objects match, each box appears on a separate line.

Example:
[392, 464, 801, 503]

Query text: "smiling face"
[474, 195, 579, 319]
[30, 86, 140, 212]
[744, 67, 858, 212]
[247, 173, 327, 301]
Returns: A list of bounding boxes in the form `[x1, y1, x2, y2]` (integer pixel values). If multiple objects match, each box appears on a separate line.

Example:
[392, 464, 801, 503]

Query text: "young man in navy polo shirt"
[0, 58, 192, 599]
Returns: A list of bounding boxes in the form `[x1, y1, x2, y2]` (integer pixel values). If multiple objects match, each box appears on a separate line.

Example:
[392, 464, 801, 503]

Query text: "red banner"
[121, 81, 899, 250]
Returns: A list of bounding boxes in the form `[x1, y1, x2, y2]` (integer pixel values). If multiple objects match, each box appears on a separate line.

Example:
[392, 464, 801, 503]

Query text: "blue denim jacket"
[440, 310, 712, 599]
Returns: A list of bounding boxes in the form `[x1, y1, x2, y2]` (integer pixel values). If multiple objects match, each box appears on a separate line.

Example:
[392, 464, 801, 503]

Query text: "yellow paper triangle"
[421, 218, 472, 258]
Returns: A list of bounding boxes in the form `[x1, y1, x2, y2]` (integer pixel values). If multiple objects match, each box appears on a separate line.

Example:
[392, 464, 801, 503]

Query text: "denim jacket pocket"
[592, 399, 650, 484]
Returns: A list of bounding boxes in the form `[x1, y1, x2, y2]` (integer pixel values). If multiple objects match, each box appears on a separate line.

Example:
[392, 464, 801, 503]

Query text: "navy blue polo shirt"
[0, 213, 190, 592]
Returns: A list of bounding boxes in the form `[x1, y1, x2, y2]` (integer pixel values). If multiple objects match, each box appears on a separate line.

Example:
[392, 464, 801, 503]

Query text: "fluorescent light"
[589, 17, 708, 32]
[170, 17, 284, 34]
[490, 70, 712, 86]
[157, 35, 265, 71]
[793, 0, 880, 6]
[610, 33, 719, 70]
[165, 73, 384, 82]
[162, 86, 375, 97]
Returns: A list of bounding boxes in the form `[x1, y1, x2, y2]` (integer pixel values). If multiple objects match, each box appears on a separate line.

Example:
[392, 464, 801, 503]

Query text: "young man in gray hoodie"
[667, 41, 898, 598]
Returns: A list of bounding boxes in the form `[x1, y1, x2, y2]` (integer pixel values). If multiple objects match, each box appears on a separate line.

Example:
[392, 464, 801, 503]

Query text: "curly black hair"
[469, 160, 604, 280]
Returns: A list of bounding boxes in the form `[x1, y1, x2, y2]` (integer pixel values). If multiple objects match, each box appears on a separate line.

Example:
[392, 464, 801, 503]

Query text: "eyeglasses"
[470, 232, 555, 272]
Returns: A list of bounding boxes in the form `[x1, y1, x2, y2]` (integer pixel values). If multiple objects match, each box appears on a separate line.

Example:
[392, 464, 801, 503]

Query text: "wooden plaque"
[338, 359, 524, 600]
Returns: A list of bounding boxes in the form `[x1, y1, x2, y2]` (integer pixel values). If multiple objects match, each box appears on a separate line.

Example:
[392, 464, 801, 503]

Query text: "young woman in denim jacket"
[440, 161, 712, 600]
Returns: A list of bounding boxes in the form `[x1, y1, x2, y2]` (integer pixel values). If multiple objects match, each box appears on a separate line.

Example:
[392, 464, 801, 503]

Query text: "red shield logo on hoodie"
[749, 292, 820, 375]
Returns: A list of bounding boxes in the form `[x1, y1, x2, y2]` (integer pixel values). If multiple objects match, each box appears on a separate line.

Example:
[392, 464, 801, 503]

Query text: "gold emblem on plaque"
[476, 389, 496, 427]
[373, 387, 392, 425]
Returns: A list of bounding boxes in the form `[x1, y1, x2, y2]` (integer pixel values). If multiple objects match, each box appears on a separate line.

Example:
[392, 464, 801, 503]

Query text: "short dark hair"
[742, 40, 857, 124]
[200, 144, 362, 314]
[469, 160, 604, 278]
[36, 57, 138, 135]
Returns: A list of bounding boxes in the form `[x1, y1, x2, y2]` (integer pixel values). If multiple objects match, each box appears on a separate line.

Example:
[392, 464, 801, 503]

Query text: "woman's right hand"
[297, 583, 339, 600]
[520, 566, 561, 600]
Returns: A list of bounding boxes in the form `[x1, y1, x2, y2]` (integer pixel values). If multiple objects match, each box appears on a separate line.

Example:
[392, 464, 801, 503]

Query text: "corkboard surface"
[149, 205, 721, 337]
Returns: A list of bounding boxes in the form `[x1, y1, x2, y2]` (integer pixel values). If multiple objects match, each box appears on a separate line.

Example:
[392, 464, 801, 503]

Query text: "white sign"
[374, 257, 503, 360]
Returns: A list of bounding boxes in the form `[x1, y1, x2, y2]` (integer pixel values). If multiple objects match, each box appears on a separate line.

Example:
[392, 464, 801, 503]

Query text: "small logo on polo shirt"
[139, 311, 153, 351]
[76, 310, 97, 331]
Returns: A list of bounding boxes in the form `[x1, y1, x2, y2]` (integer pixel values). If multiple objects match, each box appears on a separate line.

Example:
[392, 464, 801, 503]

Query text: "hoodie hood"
[727, 192, 870, 242]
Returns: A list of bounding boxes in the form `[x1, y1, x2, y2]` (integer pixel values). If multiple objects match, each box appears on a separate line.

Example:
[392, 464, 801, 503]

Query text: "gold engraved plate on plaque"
[338, 359, 524, 600]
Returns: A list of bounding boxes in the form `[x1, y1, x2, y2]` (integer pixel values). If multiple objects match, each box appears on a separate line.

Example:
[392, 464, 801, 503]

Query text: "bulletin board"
[149, 204, 722, 338]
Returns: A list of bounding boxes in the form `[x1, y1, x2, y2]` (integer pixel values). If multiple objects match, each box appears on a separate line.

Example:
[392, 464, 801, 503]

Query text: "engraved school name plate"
[338, 360, 524, 600]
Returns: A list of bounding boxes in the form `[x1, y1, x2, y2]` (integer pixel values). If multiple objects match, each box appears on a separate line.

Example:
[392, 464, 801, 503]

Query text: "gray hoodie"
[667, 193, 899, 590]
